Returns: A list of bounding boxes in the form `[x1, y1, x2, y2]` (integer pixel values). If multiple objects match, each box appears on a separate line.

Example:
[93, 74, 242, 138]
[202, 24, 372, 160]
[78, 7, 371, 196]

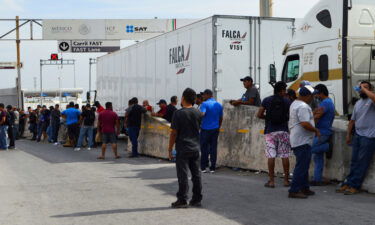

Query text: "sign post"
[16, 16, 23, 109]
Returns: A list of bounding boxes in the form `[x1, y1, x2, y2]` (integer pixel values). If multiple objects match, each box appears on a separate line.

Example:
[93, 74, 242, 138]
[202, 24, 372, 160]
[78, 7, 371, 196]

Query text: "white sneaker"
[201, 168, 209, 173]
[74, 148, 81, 151]
[87, 148, 91, 151]
[54, 142, 59, 146]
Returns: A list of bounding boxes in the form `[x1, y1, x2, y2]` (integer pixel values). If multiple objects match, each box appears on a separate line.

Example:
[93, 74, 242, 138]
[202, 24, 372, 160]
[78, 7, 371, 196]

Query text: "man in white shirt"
[288, 85, 320, 199]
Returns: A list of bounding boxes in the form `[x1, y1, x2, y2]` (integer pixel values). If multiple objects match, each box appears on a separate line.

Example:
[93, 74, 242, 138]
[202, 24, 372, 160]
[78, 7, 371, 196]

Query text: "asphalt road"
[0, 139, 374, 225]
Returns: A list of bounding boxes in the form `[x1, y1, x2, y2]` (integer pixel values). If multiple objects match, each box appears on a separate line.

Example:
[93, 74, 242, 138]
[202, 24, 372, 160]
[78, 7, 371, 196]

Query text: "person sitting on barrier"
[164, 96, 178, 123]
[288, 85, 320, 199]
[168, 88, 203, 208]
[310, 84, 335, 186]
[337, 81, 375, 195]
[230, 76, 261, 107]
[257, 81, 291, 188]
[152, 99, 168, 119]
[200, 89, 223, 173]
[142, 100, 153, 113]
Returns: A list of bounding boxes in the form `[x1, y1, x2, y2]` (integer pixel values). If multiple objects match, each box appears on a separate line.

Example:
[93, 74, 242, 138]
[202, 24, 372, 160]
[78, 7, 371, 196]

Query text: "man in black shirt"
[51, 104, 61, 145]
[28, 108, 38, 140]
[127, 98, 147, 157]
[164, 96, 178, 123]
[168, 88, 203, 208]
[75, 104, 96, 151]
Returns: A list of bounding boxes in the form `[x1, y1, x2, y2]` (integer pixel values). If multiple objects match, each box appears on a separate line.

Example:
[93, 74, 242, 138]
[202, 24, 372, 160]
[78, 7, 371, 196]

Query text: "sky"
[0, 0, 320, 99]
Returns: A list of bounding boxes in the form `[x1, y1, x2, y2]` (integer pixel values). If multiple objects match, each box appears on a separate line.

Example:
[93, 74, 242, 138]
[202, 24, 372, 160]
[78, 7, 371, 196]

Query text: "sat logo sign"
[126, 25, 148, 33]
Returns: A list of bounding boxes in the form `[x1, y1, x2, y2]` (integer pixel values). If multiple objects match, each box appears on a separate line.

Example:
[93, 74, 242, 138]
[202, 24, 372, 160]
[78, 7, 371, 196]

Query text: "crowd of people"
[0, 76, 374, 207]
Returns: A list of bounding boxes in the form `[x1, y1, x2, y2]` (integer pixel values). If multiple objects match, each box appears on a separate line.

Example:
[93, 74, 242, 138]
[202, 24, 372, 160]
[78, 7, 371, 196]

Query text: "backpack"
[266, 95, 289, 125]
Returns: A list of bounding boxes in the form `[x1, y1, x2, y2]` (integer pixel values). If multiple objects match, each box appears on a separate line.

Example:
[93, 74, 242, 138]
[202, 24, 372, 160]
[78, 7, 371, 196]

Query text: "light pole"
[88, 58, 96, 104]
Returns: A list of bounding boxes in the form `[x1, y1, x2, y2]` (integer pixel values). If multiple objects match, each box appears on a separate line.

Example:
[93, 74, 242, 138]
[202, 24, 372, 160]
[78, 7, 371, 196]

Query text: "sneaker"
[302, 189, 315, 196]
[201, 168, 209, 173]
[209, 170, 215, 174]
[87, 148, 91, 151]
[74, 148, 81, 151]
[344, 187, 360, 195]
[171, 200, 188, 208]
[336, 185, 350, 193]
[189, 200, 202, 207]
[288, 191, 308, 199]
[54, 142, 59, 146]
[310, 181, 324, 186]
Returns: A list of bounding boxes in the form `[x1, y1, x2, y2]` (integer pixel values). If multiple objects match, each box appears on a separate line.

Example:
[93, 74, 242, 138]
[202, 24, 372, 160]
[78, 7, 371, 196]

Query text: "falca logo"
[221, 30, 247, 51]
[126, 25, 148, 33]
[169, 45, 191, 75]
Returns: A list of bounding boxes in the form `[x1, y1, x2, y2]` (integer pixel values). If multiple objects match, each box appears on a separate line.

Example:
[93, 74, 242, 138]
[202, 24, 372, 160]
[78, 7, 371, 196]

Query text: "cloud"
[1, 0, 24, 12]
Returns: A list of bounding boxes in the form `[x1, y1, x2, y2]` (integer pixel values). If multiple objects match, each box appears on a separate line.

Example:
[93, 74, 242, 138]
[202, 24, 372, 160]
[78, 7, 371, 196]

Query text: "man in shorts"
[97, 102, 121, 160]
[257, 81, 291, 188]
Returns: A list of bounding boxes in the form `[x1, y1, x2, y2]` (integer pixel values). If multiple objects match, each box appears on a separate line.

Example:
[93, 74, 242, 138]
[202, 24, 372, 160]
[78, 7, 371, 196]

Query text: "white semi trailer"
[96, 15, 295, 114]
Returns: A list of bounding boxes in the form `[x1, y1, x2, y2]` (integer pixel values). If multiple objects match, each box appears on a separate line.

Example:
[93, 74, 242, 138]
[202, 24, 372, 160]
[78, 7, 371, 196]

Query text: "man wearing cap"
[200, 89, 223, 173]
[230, 76, 261, 107]
[310, 84, 335, 186]
[152, 99, 168, 120]
[288, 85, 320, 199]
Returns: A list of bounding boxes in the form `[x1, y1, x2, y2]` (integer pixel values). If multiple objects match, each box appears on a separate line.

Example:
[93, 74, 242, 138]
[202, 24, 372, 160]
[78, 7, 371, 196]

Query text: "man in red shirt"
[94, 101, 105, 113]
[97, 102, 121, 160]
[152, 99, 167, 118]
[143, 100, 153, 113]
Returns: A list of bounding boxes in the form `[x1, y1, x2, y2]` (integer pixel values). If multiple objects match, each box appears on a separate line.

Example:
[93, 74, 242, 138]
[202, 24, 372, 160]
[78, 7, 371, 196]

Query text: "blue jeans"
[47, 125, 53, 142]
[76, 126, 94, 148]
[13, 124, 19, 140]
[343, 134, 375, 189]
[200, 129, 220, 171]
[51, 122, 60, 143]
[289, 144, 312, 193]
[311, 135, 331, 182]
[128, 127, 140, 156]
[0, 125, 8, 149]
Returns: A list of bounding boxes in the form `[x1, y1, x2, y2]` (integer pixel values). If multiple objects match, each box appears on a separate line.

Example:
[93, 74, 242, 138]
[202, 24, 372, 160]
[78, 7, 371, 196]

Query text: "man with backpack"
[75, 104, 95, 151]
[257, 81, 291, 188]
[6, 105, 16, 149]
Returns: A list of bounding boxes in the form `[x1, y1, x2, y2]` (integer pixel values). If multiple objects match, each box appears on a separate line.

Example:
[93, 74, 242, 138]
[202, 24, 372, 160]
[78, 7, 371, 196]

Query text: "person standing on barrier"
[310, 84, 335, 186]
[62, 102, 81, 148]
[230, 76, 261, 107]
[0, 104, 8, 150]
[337, 81, 375, 195]
[51, 104, 61, 145]
[97, 102, 121, 160]
[288, 85, 320, 199]
[200, 89, 223, 173]
[257, 81, 291, 188]
[127, 98, 146, 158]
[6, 105, 16, 149]
[168, 88, 203, 208]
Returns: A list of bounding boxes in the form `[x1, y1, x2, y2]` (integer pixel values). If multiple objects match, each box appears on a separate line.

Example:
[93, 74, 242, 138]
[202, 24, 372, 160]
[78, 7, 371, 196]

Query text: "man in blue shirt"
[200, 89, 223, 173]
[62, 102, 81, 148]
[311, 84, 335, 186]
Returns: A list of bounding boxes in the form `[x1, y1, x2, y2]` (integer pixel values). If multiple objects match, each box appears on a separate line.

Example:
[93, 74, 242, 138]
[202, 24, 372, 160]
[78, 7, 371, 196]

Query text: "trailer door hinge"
[215, 50, 222, 55]
[214, 22, 222, 27]
[215, 88, 222, 92]
[215, 68, 222, 73]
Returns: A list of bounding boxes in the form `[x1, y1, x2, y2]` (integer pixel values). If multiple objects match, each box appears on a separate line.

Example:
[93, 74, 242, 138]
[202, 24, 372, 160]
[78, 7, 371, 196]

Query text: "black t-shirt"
[171, 107, 202, 156]
[29, 112, 37, 124]
[127, 104, 146, 128]
[51, 109, 61, 122]
[164, 104, 177, 123]
[81, 110, 95, 126]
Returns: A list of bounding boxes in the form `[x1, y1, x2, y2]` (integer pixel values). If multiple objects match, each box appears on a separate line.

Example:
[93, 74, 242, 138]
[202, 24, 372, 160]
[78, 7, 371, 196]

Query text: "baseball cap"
[200, 89, 213, 96]
[300, 80, 312, 87]
[298, 85, 315, 96]
[240, 76, 253, 82]
[156, 99, 167, 105]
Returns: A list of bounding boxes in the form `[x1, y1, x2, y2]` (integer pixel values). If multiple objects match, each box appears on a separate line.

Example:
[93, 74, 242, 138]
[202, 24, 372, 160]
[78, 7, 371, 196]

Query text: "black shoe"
[302, 189, 315, 196]
[310, 181, 324, 186]
[288, 192, 308, 199]
[128, 155, 139, 158]
[189, 200, 202, 207]
[171, 200, 188, 208]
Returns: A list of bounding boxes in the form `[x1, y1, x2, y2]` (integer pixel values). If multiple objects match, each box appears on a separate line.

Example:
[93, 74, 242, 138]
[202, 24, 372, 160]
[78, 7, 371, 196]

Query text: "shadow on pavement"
[51, 207, 171, 218]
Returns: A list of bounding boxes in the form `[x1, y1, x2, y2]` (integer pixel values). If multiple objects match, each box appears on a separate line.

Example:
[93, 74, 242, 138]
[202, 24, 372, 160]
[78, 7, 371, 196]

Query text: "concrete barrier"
[138, 103, 375, 193]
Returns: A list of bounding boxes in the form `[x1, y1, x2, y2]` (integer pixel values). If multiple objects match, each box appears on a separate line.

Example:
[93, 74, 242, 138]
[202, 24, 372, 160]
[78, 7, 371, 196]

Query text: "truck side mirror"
[269, 64, 276, 84]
